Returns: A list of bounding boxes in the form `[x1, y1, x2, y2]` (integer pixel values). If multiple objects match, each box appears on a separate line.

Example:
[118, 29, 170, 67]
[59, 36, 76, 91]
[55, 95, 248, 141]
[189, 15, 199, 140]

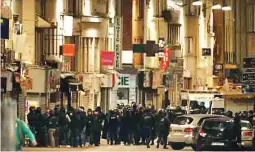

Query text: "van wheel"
[170, 143, 185, 150]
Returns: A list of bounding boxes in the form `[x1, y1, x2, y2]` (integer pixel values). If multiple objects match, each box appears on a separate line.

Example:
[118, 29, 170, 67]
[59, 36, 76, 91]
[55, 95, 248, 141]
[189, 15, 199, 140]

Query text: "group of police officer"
[27, 103, 175, 149]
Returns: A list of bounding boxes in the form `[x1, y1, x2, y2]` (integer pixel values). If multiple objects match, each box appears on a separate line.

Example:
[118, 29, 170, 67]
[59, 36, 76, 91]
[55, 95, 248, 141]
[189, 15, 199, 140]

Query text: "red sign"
[63, 44, 75, 56]
[160, 47, 170, 71]
[101, 51, 114, 66]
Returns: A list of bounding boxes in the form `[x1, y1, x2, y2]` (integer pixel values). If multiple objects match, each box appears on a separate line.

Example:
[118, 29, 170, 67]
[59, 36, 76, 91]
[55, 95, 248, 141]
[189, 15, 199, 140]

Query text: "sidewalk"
[23, 139, 108, 151]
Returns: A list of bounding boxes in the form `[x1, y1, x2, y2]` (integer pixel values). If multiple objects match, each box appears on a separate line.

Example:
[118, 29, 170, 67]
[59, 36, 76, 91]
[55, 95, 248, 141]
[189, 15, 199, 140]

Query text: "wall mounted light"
[222, 5, 231, 11]
[211, 4, 222, 10]
[192, 0, 203, 6]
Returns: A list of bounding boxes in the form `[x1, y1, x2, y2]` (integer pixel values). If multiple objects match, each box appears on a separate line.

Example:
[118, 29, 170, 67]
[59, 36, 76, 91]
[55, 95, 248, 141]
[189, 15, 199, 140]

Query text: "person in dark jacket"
[58, 107, 71, 147]
[69, 108, 80, 147]
[140, 108, 155, 148]
[40, 108, 50, 147]
[78, 106, 87, 147]
[47, 110, 59, 147]
[91, 108, 104, 146]
[122, 108, 132, 145]
[156, 110, 170, 149]
[27, 106, 38, 136]
[108, 110, 120, 145]
[223, 114, 242, 151]
[85, 109, 93, 146]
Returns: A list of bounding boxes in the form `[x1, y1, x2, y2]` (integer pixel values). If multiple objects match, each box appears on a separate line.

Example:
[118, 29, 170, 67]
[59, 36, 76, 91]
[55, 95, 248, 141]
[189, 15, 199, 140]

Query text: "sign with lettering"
[101, 51, 114, 66]
[114, 17, 122, 69]
[118, 74, 130, 88]
[160, 47, 170, 71]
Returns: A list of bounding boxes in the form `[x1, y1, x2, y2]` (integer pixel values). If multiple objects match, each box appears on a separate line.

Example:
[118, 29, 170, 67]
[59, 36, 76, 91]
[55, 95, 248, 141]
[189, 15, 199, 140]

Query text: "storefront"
[110, 67, 137, 110]
[223, 94, 255, 113]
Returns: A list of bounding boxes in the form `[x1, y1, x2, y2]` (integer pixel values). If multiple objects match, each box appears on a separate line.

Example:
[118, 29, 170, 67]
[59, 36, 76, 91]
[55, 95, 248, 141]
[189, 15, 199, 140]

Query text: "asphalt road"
[23, 139, 194, 152]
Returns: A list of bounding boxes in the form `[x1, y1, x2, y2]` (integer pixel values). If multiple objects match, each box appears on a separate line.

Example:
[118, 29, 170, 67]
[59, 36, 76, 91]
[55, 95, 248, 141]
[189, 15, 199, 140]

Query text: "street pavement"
[23, 139, 193, 152]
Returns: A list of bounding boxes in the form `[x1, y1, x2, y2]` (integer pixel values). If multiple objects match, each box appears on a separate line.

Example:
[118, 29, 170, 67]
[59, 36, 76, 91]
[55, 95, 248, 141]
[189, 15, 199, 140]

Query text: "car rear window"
[197, 117, 220, 126]
[172, 116, 193, 125]
[241, 121, 252, 130]
[203, 120, 230, 131]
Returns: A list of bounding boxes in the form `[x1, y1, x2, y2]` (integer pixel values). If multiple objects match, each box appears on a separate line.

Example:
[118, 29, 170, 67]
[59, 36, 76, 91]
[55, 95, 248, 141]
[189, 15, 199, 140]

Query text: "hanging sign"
[160, 47, 170, 71]
[101, 51, 114, 66]
[114, 16, 122, 69]
[62, 44, 75, 56]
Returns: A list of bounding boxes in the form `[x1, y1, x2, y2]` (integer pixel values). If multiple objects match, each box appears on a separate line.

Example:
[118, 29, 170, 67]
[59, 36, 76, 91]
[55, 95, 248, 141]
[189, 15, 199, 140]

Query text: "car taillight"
[243, 131, 252, 136]
[198, 129, 206, 137]
[184, 128, 193, 133]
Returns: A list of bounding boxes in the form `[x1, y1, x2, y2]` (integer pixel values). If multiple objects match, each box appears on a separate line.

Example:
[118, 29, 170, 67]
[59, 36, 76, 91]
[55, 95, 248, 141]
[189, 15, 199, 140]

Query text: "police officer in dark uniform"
[91, 110, 103, 146]
[108, 110, 120, 145]
[85, 109, 93, 145]
[27, 106, 38, 135]
[223, 113, 242, 151]
[58, 107, 70, 146]
[156, 109, 170, 149]
[140, 108, 155, 148]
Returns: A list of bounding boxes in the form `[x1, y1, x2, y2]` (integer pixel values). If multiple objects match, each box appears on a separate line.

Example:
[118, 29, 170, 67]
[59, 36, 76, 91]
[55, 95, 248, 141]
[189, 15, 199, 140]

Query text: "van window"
[172, 117, 193, 125]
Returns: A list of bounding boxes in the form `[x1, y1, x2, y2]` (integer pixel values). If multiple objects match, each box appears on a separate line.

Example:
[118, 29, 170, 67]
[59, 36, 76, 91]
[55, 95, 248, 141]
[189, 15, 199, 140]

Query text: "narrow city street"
[23, 140, 193, 151]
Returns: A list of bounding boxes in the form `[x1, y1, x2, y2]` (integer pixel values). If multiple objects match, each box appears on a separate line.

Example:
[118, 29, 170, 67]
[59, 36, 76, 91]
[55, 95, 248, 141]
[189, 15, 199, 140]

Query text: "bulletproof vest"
[48, 116, 58, 128]
[59, 113, 68, 126]
[143, 113, 153, 126]
[159, 118, 166, 129]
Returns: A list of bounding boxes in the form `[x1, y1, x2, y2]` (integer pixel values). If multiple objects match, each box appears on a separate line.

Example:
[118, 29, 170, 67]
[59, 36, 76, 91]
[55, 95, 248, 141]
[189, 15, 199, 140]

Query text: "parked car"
[193, 117, 253, 151]
[168, 114, 226, 150]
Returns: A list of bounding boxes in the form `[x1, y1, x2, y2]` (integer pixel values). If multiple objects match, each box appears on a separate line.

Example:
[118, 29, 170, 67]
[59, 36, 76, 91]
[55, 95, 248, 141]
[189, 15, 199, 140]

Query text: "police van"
[180, 90, 225, 114]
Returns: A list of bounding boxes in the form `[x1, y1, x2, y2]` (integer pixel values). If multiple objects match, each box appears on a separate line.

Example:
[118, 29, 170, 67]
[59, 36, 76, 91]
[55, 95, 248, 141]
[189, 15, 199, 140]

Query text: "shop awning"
[35, 14, 52, 28]
[116, 66, 138, 75]
[60, 75, 83, 92]
[223, 93, 255, 99]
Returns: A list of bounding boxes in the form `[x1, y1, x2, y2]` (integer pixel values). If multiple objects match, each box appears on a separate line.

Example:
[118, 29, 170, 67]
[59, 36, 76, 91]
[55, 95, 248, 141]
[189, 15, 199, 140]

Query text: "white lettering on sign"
[114, 17, 122, 69]
[118, 74, 130, 88]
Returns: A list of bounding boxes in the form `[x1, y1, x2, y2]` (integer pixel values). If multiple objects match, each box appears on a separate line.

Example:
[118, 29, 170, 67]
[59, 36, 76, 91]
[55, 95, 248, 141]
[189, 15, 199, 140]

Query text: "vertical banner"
[114, 16, 122, 69]
[160, 47, 170, 71]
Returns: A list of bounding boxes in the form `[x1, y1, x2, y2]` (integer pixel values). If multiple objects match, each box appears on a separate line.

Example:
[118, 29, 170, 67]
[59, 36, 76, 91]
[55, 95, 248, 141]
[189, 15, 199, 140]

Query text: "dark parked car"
[193, 117, 248, 151]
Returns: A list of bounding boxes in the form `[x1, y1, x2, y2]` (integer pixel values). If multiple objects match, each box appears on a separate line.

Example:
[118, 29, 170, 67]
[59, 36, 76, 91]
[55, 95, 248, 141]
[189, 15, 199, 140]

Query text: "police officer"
[108, 110, 120, 145]
[78, 106, 87, 147]
[122, 108, 132, 145]
[223, 113, 242, 151]
[47, 110, 59, 147]
[156, 110, 170, 149]
[27, 106, 38, 135]
[141, 108, 155, 148]
[58, 107, 70, 147]
[69, 108, 80, 147]
[91, 110, 103, 146]
[85, 109, 93, 146]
